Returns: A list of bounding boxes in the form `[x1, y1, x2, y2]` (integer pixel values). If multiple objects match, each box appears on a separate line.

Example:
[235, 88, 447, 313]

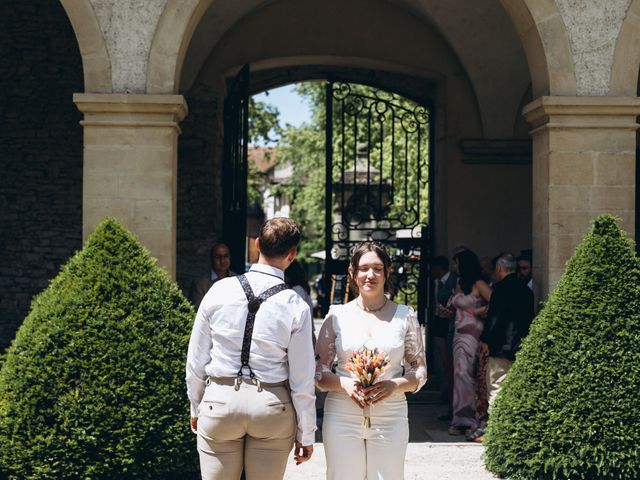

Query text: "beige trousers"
[486, 357, 513, 410]
[197, 378, 296, 480]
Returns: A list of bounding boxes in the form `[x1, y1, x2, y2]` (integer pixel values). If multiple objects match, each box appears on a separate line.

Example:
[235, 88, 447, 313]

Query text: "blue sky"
[253, 84, 311, 131]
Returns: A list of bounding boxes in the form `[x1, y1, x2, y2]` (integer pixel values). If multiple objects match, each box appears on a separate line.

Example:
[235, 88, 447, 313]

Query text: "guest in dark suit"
[466, 253, 534, 443]
[428, 256, 458, 418]
[481, 253, 534, 408]
[189, 243, 237, 309]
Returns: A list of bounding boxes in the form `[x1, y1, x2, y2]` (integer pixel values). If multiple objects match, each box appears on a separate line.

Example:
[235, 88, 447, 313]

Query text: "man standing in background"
[189, 243, 237, 309]
[428, 255, 458, 420]
[482, 253, 534, 409]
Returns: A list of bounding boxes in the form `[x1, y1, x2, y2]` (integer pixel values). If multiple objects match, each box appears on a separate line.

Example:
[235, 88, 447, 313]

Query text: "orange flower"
[345, 346, 390, 387]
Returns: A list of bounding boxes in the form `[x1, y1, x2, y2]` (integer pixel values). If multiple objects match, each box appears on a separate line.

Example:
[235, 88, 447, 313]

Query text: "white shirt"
[186, 263, 317, 445]
[317, 303, 427, 393]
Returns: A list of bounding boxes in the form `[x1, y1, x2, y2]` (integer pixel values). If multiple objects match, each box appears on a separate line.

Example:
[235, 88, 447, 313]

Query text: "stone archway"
[175, 60, 453, 292]
[611, 0, 640, 95]
[155, 0, 544, 294]
[147, 0, 213, 94]
[70, 0, 609, 300]
[59, 0, 112, 93]
[499, 0, 576, 97]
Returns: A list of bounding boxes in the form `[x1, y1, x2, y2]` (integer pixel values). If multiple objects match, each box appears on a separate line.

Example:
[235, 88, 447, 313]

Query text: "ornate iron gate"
[222, 65, 250, 273]
[323, 81, 432, 324]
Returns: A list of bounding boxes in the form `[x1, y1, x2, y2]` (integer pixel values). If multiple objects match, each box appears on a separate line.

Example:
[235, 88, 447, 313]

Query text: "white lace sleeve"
[404, 308, 427, 392]
[314, 310, 337, 391]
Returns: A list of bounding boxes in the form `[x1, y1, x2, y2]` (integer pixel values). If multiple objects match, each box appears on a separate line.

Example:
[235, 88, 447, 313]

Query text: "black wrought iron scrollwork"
[374, 100, 389, 120]
[399, 210, 418, 228]
[324, 80, 432, 320]
[414, 105, 429, 125]
[331, 221, 349, 242]
[333, 82, 351, 100]
[344, 96, 365, 116]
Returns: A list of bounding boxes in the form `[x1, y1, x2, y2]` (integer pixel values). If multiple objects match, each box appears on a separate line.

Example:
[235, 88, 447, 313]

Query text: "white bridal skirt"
[322, 391, 409, 480]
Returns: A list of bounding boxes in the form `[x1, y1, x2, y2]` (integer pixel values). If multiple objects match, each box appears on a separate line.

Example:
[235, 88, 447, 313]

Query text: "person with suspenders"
[186, 218, 316, 480]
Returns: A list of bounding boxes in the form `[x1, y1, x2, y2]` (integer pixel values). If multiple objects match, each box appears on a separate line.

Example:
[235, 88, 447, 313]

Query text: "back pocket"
[200, 400, 228, 417]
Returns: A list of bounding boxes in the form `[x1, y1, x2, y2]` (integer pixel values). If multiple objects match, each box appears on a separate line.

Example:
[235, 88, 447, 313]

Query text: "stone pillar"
[524, 96, 640, 301]
[74, 94, 188, 278]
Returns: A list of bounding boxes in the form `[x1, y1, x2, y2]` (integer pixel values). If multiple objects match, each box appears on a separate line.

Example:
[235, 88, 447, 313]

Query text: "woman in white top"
[315, 242, 427, 480]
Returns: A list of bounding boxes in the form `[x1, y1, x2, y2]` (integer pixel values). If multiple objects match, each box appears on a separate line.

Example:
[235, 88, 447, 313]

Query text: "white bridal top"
[316, 302, 427, 392]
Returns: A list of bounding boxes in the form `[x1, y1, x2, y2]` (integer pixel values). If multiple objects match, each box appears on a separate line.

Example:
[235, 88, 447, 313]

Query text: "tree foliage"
[275, 83, 327, 262]
[276, 82, 430, 269]
[484, 215, 640, 480]
[247, 97, 282, 207]
[248, 97, 281, 145]
[0, 218, 198, 479]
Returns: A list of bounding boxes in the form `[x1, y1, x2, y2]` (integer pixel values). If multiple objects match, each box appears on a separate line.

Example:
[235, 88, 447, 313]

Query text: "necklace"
[357, 296, 388, 312]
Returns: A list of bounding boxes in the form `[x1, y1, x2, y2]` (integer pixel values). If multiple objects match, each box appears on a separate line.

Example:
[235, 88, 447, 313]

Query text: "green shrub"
[484, 215, 640, 480]
[0, 218, 198, 479]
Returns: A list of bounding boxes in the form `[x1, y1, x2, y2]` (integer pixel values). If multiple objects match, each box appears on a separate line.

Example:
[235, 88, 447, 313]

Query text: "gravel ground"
[281, 393, 499, 480]
[283, 443, 498, 480]
[282, 321, 499, 479]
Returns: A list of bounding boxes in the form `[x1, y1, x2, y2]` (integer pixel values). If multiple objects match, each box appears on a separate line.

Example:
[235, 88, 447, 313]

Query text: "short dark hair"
[209, 242, 229, 264]
[285, 259, 310, 294]
[348, 242, 394, 296]
[517, 255, 532, 265]
[258, 217, 301, 258]
[430, 255, 450, 271]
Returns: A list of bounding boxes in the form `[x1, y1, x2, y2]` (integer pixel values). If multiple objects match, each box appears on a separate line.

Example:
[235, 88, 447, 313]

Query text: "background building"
[2, 0, 640, 350]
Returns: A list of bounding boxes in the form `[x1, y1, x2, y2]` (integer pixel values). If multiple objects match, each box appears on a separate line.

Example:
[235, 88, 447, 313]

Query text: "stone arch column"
[74, 93, 188, 278]
[499, 0, 575, 300]
[146, 0, 213, 94]
[501, 1, 640, 300]
[610, 0, 640, 95]
[62, 1, 194, 278]
[59, 0, 112, 93]
[499, 0, 576, 97]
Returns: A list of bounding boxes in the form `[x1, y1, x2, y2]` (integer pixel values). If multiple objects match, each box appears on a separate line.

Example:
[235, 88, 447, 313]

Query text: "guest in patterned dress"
[448, 249, 492, 436]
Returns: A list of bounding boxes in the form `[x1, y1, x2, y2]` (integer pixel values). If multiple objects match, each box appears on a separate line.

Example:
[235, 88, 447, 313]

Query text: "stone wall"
[176, 83, 225, 294]
[0, 1, 84, 351]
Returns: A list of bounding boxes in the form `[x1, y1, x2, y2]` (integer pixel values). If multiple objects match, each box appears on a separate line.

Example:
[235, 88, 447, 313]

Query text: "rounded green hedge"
[484, 215, 640, 480]
[0, 218, 198, 479]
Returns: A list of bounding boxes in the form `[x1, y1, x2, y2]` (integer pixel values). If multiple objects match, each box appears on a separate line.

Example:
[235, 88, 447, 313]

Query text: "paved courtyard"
[283, 395, 498, 480]
[284, 443, 497, 480]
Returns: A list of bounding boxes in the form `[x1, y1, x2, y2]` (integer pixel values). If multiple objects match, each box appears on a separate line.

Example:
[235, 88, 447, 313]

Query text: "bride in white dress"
[315, 242, 428, 480]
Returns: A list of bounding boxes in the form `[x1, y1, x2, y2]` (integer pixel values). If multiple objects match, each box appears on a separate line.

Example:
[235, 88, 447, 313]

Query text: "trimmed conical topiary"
[484, 215, 640, 480]
[0, 218, 198, 479]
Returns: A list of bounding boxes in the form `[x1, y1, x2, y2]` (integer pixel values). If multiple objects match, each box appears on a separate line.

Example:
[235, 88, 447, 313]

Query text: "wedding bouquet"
[345, 347, 390, 427]
[345, 346, 389, 387]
